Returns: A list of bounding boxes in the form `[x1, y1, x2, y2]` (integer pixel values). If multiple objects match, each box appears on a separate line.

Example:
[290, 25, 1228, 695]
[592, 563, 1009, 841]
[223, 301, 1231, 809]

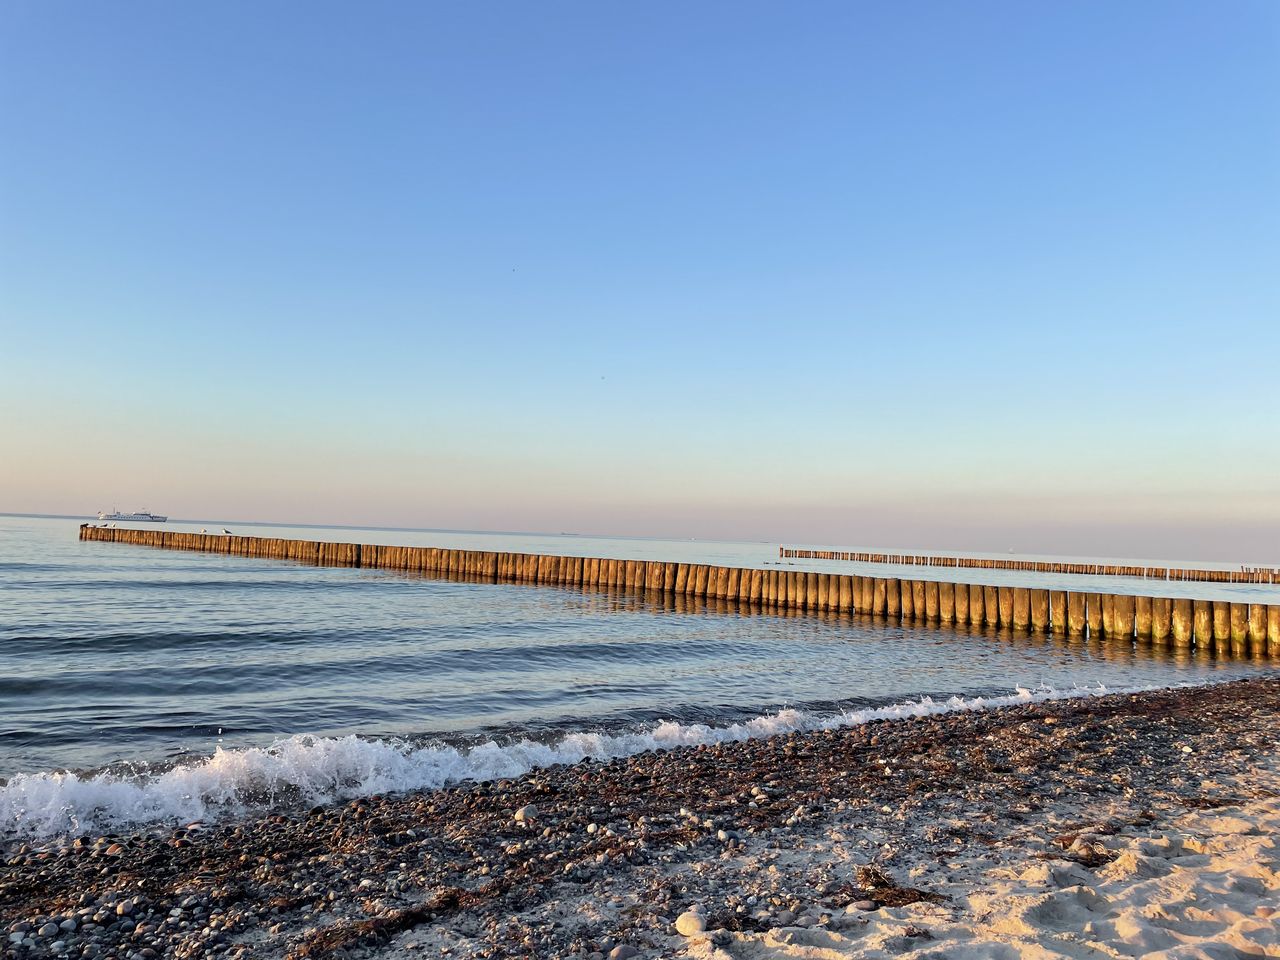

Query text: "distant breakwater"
[780, 547, 1280, 585]
[79, 525, 1280, 659]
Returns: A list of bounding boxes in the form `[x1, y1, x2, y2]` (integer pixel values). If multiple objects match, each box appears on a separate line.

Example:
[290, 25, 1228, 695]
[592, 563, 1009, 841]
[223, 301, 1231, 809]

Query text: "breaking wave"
[2, 683, 1131, 840]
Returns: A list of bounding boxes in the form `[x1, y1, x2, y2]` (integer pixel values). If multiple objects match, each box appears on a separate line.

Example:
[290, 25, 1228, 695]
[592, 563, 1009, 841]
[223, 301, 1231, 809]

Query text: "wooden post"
[638, 560, 653, 591]
[925, 581, 939, 620]
[939, 582, 955, 623]
[1134, 596, 1152, 640]
[998, 587, 1014, 627]
[886, 578, 900, 618]
[1150, 598, 1171, 645]
[954, 581, 970, 625]
[1248, 604, 1267, 652]
[1172, 599, 1193, 649]
[1086, 594, 1103, 637]
[694, 565, 710, 597]
[788, 571, 803, 608]
[899, 579, 914, 620]
[802, 572, 816, 609]
[1101, 594, 1116, 637]
[1269, 606, 1280, 657]
[1067, 592, 1086, 635]
[969, 584, 984, 627]
[873, 578, 888, 616]
[1030, 589, 1049, 633]
[837, 575, 853, 613]
[1213, 602, 1231, 650]
[1229, 603, 1249, 655]
[912, 580, 926, 620]
[858, 576, 873, 613]
[725, 567, 741, 602]
[1012, 588, 1030, 630]
[1112, 594, 1135, 640]
[817, 574, 831, 612]
[674, 563, 689, 594]
[1193, 600, 1212, 648]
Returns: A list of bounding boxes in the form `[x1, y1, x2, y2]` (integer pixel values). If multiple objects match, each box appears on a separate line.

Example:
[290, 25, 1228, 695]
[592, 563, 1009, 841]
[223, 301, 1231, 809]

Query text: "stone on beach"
[676, 909, 707, 936]
[514, 803, 539, 823]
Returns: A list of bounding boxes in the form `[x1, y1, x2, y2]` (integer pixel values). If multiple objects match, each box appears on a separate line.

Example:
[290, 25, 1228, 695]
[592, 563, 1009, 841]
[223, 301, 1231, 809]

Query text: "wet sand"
[3, 678, 1278, 959]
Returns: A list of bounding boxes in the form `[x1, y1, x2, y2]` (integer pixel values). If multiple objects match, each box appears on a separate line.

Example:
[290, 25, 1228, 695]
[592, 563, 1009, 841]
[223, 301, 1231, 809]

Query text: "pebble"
[675, 910, 707, 937]
[850, 900, 878, 911]
[514, 804, 539, 823]
[608, 946, 638, 960]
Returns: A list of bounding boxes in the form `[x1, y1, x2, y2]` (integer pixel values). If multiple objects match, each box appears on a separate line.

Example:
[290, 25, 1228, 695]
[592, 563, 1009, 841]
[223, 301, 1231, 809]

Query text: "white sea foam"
[2, 683, 1134, 841]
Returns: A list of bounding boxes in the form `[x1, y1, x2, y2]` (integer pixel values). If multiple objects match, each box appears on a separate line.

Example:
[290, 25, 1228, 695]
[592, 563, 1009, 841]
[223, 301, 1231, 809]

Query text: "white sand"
[684, 763, 1280, 960]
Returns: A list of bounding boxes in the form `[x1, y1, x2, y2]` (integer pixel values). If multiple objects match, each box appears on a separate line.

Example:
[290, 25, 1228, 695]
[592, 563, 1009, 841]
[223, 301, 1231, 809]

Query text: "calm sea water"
[1, 514, 1274, 839]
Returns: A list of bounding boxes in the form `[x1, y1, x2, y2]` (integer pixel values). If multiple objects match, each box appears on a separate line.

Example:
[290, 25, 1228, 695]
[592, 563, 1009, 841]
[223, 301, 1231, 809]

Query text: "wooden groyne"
[80, 526, 1280, 659]
[780, 547, 1280, 585]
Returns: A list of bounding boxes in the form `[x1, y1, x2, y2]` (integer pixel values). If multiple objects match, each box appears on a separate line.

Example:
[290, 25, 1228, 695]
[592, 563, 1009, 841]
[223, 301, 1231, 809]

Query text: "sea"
[2, 514, 1275, 842]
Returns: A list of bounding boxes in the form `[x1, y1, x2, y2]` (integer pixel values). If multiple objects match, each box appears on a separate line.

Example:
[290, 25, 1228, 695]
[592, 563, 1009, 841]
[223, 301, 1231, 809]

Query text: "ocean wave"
[0, 683, 1134, 841]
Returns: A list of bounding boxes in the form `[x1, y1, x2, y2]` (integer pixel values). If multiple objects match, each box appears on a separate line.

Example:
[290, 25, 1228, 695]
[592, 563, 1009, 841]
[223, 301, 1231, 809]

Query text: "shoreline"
[3, 677, 1278, 959]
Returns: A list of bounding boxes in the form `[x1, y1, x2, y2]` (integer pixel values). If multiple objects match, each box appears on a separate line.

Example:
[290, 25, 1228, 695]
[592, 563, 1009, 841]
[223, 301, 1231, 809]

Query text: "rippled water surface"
[3, 514, 1274, 783]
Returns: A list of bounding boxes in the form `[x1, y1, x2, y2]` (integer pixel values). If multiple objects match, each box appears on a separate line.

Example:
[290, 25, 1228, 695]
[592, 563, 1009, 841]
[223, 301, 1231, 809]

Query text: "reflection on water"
[395, 567, 1267, 669]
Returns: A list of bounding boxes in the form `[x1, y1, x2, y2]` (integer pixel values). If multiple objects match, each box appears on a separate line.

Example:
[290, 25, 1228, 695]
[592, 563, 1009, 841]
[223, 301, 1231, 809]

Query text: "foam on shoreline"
[1, 683, 1135, 841]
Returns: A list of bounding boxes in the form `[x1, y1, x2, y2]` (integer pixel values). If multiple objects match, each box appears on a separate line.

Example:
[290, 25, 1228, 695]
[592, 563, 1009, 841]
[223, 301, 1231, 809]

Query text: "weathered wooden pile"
[80, 525, 1280, 658]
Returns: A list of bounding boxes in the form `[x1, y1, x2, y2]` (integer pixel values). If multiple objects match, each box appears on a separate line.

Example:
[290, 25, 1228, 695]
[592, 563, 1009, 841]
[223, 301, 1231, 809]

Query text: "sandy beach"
[3, 677, 1277, 960]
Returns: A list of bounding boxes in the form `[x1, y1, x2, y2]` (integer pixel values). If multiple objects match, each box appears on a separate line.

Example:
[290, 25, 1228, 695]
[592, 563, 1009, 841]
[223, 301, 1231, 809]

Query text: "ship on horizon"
[97, 508, 167, 523]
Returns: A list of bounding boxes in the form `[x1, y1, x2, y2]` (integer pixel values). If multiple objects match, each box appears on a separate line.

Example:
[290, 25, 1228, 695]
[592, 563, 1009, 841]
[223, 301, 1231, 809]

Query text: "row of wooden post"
[780, 547, 1279, 584]
[80, 526, 1280, 658]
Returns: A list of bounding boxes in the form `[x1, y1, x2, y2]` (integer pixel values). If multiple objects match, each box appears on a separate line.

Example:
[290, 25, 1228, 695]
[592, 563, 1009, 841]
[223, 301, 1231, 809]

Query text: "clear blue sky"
[2, 1, 1277, 560]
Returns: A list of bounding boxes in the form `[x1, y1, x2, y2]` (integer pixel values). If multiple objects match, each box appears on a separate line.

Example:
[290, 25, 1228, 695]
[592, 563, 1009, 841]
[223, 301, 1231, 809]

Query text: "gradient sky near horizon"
[2, 1, 1278, 561]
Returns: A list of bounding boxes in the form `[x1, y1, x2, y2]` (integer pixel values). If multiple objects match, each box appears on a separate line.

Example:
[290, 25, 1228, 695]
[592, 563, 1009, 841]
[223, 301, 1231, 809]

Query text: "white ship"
[97, 509, 168, 522]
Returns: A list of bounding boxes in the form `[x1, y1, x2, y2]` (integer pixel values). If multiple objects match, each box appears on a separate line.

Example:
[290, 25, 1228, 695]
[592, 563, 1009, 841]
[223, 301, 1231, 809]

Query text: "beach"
[4, 677, 1277, 959]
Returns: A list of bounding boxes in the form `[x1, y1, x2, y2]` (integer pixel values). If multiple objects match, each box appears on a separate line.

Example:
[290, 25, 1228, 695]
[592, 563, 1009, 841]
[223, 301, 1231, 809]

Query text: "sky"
[2, 1, 1277, 561]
